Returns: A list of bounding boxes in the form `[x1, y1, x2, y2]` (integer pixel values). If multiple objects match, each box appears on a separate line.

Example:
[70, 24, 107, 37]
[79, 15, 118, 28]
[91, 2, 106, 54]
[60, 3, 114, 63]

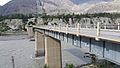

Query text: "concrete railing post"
[45, 35, 62, 68]
[94, 24, 96, 29]
[59, 24, 61, 30]
[59, 24, 61, 32]
[35, 31, 45, 57]
[66, 24, 68, 34]
[104, 23, 107, 29]
[96, 22, 100, 41]
[118, 22, 120, 30]
[54, 24, 55, 30]
[77, 23, 80, 36]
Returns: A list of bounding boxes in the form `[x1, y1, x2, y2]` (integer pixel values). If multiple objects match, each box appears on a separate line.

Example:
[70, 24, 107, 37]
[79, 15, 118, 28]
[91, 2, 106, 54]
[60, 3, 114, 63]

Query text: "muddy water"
[0, 36, 44, 68]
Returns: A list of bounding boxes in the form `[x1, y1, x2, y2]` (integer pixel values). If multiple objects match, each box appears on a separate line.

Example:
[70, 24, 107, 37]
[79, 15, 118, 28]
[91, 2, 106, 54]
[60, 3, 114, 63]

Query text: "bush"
[65, 63, 75, 68]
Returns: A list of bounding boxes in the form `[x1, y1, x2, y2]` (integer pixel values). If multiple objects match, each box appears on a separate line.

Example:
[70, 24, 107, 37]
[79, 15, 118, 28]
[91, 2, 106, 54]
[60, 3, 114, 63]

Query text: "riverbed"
[0, 35, 44, 68]
[0, 35, 91, 68]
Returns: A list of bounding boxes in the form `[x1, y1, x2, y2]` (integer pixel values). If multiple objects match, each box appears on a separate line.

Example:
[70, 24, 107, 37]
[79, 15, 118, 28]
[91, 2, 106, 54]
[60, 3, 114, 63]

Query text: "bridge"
[27, 23, 120, 68]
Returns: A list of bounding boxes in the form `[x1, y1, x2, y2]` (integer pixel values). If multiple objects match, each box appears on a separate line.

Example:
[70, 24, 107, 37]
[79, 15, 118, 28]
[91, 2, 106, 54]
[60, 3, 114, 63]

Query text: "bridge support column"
[27, 26, 34, 40]
[35, 31, 45, 57]
[118, 22, 120, 30]
[45, 35, 62, 68]
[77, 23, 80, 36]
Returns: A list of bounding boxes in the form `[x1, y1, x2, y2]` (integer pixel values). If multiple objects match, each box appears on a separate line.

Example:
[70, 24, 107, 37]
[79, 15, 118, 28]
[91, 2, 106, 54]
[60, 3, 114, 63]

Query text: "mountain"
[0, 0, 120, 15]
[72, 0, 120, 14]
[87, 2, 120, 13]
[71, 0, 112, 4]
[42, 0, 75, 14]
[0, 0, 37, 15]
[0, 0, 75, 15]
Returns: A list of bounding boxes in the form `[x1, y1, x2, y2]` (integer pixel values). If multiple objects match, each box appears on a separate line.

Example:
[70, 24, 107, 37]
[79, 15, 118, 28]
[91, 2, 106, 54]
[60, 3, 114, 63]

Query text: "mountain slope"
[0, 0, 120, 15]
[71, 0, 112, 4]
[42, 0, 75, 14]
[86, 2, 120, 13]
[0, 0, 75, 15]
[0, 0, 37, 15]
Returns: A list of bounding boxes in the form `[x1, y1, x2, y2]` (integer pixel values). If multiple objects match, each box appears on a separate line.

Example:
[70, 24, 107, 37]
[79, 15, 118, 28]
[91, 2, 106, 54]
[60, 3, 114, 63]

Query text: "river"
[0, 35, 44, 68]
[0, 34, 91, 68]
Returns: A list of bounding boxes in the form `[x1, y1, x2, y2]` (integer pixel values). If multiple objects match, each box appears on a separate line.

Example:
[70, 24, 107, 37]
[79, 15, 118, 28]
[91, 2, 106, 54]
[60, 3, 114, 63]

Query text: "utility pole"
[11, 56, 15, 68]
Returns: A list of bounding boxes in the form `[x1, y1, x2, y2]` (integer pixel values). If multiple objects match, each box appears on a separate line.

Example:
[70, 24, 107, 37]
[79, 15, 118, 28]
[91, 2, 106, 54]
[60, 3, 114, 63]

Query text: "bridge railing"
[35, 23, 120, 41]
[41, 23, 120, 31]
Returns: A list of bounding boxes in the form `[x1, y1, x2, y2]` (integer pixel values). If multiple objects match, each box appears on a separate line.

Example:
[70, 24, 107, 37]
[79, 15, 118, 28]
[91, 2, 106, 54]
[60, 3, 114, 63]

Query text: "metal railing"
[35, 23, 120, 41]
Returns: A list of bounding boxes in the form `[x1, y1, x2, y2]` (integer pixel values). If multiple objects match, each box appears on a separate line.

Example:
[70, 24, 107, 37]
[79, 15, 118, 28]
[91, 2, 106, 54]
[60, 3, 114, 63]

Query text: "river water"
[0, 35, 91, 68]
[0, 35, 44, 68]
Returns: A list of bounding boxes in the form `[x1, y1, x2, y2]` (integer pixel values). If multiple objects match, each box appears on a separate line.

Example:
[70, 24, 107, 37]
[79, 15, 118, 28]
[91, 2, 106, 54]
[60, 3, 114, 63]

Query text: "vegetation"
[1, 12, 120, 23]
[42, 13, 120, 19]
[0, 22, 11, 35]
[1, 12, 120, 25]
[0, 14, 34, 31]
[64, 63, 75, 68]
[28, 21, 35, 25]
[0, 14, 34, 21]
[41, 12, 120, 25]
[44, 64, 49, 68]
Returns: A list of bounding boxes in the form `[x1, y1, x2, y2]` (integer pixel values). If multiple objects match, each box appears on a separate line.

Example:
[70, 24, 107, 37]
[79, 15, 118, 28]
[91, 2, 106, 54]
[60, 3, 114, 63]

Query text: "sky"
[71, 0, 112, 4]
[0, 0, 11, 6]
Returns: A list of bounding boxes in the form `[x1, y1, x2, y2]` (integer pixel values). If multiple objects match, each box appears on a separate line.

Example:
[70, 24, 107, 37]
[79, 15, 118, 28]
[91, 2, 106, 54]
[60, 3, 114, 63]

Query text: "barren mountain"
[0, 0, 37, 15]
[42, 0, 75, 14]
[86, 2, 120, 13]
[0, 0, 120, 15]
[0, 0, 75, 15]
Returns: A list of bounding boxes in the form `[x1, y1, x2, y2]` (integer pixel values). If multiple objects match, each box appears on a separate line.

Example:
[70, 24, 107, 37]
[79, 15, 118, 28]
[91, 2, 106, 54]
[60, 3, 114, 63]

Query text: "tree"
[64, 63, 75, 68]
[44, 64, 49, 68]
[28, 21, 35, 25]
[0, 22, 10, 35]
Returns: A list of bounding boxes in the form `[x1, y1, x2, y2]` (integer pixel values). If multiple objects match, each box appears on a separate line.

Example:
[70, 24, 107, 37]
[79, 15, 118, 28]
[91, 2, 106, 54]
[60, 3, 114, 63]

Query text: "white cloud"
[0, 0, 11, 6]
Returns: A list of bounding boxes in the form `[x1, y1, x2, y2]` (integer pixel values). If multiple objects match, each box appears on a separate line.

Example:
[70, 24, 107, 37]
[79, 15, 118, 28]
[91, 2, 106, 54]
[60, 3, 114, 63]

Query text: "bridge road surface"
[37, 26, 120, 43]
[0, 35, 91, 68]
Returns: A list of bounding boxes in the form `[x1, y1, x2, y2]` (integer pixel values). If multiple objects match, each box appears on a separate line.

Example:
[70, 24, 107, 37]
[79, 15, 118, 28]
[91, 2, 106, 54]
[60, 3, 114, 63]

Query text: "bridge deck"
[33, 26, 120, 43]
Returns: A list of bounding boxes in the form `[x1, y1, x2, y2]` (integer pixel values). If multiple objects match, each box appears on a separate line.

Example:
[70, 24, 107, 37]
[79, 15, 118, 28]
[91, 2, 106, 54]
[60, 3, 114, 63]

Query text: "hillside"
[0, 0, 120, 15]
[87, 2, 120, 13]
[0, 0, 74, 15]
[0, 0, 37, 15]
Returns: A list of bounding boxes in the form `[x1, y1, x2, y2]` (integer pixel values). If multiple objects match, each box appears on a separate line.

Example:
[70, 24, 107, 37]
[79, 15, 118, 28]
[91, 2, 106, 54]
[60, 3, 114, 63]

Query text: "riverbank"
[0, 38, 36, 68]
[0, 31, 28, 41]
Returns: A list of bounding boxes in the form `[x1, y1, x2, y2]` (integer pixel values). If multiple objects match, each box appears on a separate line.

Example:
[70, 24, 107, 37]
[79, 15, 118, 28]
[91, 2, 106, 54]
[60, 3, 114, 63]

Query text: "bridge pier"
[26, 26, 34, 40]
[45, 35, 62, 68]
[35, 31, 45, 57]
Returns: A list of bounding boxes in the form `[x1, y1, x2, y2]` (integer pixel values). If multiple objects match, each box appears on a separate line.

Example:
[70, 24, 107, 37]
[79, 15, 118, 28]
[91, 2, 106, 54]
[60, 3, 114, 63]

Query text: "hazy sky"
[0, 0, 11, 6]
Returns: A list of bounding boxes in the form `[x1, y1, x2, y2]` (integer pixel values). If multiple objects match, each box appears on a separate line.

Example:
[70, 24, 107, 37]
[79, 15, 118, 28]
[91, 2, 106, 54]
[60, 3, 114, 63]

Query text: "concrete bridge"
[27, 23, 120, 68]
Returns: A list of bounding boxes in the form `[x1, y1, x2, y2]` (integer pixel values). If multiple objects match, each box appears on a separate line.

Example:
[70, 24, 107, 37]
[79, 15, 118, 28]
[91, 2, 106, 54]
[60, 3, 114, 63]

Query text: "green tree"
[28, 21, 35, 25]
[44, 64, 49, 68]
[0, 22, 10, 35]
